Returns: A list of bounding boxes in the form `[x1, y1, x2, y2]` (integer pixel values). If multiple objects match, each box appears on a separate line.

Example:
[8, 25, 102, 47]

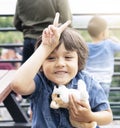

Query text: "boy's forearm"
[109, 36, 120, 43]
[11, 43, 54, 94]
[17, 43, 53, 77]
[91, 109, 113, 125]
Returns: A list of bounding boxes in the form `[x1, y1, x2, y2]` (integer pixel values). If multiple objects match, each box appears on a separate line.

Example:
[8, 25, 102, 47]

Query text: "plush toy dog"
[50, 80, 97, 128]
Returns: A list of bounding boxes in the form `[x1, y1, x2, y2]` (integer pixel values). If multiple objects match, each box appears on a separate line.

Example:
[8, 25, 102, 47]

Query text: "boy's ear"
[99, 31, 106, 40]
[101, 31, 105, 38]
[39, 66, 43, 72]
[102, 29, 109, 39]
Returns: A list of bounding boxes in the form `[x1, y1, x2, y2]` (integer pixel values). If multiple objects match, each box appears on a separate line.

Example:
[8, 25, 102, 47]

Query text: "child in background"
[85, 16, 120, 98]
[10, 13, 113, 128]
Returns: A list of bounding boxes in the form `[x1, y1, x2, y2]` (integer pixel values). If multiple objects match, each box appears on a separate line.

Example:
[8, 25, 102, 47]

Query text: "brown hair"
[87, 16, 107, 38]
[35, 27, 88, 71]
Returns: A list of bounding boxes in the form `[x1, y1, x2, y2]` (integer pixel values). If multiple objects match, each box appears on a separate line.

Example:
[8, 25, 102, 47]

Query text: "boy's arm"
[90, 108, 113, 125]
[109, 36, 120, 43]
[10, 13, 71, 95]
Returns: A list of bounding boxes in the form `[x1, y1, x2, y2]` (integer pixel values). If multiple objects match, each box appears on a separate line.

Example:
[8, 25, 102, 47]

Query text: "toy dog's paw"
[50, 101, 59, 109]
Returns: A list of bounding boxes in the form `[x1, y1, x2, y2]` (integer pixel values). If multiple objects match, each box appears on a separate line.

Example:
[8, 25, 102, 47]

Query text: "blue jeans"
[22, 38, 37, 64]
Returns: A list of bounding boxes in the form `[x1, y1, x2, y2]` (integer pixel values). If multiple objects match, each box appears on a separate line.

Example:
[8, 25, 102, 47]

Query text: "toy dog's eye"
[57, 94, 60, 97]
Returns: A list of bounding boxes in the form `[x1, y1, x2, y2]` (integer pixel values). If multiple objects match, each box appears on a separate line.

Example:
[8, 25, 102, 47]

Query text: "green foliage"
[0, 17, 14, 27]
[0, 16, 120, 88]
[79, 30, 92, 42]
[0, 32, 23, 44]
[0, 17, 23, 44]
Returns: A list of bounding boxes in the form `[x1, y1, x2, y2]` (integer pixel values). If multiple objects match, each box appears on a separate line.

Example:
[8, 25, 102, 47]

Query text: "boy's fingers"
[53, 12, 71, 33]
[53, 12, 60, 27]
[59, 20, 71, 33]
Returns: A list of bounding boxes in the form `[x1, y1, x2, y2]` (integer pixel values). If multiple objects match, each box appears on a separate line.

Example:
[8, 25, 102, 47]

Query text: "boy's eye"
[47, 57, 55, 60]
[65, 56, 73, 59]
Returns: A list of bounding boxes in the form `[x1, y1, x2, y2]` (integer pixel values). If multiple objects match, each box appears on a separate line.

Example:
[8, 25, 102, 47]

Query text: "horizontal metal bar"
[72, 13, 120, 16]
[0, 122, 31, 128]
[0, 43, 23, 47]
[110, 102, 120, 106]
[0, 14, 14, 17]
[113, 72, 120, 76]
[113, 116, 120, 120]
[1, 27, 120, 32]
[110, 87, 120, 91]
[0, 60, 22, 63]
[1, 13, 120, 17]
[0, 28, 17, 32]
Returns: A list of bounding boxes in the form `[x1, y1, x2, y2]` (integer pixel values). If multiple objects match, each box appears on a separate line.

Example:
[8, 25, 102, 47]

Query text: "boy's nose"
[55, 58, 65, 67]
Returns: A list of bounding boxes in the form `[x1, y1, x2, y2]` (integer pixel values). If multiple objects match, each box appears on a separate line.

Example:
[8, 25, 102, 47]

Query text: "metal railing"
[0, 13, 120, 124]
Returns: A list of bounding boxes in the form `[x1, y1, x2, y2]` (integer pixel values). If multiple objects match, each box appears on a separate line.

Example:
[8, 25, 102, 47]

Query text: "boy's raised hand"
[42, 12, 71, 48]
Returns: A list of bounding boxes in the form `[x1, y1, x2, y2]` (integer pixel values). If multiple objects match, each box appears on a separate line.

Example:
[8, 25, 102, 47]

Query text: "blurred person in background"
[85, 16, 120, 98]
[0, 48, 15, 70]
[0, 48, 22, 69]
[14, 0, 72, 64]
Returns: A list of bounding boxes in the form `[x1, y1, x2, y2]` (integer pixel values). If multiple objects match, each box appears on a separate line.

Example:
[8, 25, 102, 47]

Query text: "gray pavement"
[100, 121, 120, 128]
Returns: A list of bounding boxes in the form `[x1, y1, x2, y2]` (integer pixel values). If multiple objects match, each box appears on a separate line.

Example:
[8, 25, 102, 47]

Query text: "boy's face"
[42, 43, 78, 85]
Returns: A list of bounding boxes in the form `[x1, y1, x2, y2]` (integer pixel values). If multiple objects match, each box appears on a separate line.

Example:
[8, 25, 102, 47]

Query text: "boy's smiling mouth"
[54, 70, 68, 74]
[54, 70, 68, 77]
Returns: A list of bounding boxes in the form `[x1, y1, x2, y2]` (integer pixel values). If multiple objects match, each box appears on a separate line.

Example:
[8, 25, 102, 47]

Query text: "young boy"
[85, 16, 120, 98]
[10, 13, 113, 128]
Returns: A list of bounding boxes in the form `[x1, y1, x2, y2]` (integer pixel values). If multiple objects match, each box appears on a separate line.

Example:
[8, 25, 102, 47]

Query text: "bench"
[0, 70, 15, 102]
[0, 70, 31, 128]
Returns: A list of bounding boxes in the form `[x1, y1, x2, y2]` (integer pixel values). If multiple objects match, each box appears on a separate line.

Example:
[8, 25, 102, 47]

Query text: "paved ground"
[0, 104, 120, 127]
[100, 121, 120, 128]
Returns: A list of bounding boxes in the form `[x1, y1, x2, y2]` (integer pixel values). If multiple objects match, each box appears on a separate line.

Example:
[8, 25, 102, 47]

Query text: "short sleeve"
[88, 78, 110, 112]
[30, 73, 43, 99]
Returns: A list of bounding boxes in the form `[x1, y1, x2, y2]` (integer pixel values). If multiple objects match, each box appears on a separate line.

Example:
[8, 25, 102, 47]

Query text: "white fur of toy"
[50, 79, 97, 128]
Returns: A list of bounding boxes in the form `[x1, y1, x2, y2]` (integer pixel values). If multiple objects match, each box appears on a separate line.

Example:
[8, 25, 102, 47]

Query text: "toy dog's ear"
[77, 79, 89, 100]
[53, 86, 59, 94]
[78, 79, 86, 91]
